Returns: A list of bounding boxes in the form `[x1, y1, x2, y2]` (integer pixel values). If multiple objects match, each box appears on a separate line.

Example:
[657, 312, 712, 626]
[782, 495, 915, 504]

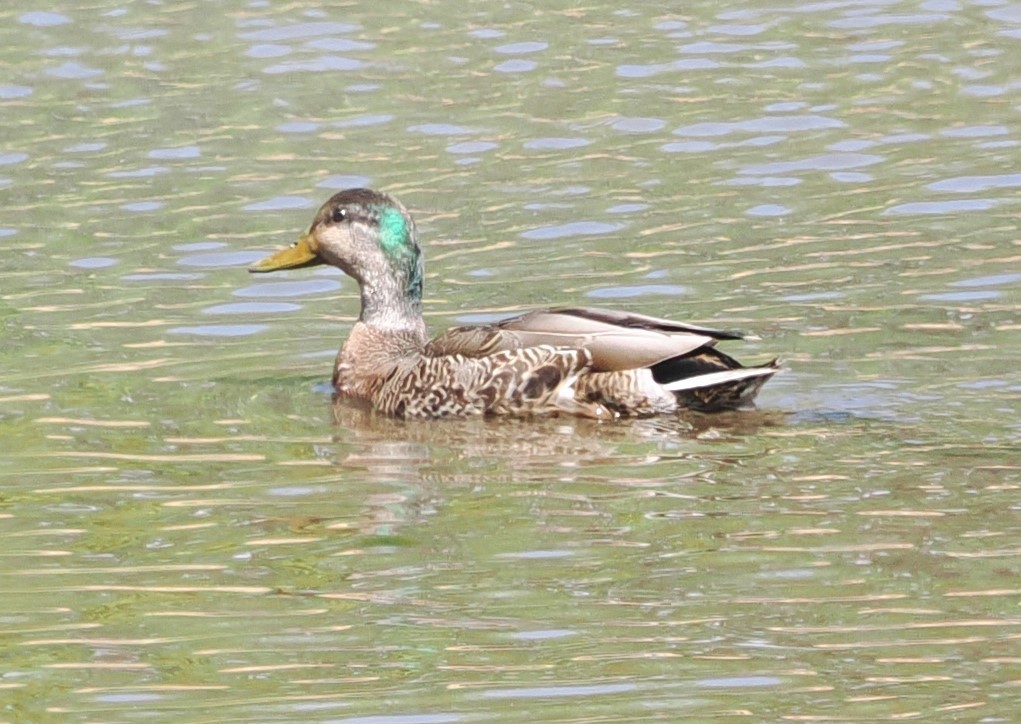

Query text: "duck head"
[250, 188, 425, 325]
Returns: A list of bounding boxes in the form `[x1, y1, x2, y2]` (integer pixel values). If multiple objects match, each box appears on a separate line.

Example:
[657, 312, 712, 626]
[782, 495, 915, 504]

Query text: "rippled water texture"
[3, 1, 1020, 721]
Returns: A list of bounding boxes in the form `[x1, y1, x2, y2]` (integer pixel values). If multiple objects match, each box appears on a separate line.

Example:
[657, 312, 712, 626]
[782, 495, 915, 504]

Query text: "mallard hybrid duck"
[249, 188, 779, 419]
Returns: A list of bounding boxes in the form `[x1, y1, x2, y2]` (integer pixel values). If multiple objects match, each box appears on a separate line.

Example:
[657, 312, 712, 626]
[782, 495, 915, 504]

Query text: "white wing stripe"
[663, 367, 777, 392]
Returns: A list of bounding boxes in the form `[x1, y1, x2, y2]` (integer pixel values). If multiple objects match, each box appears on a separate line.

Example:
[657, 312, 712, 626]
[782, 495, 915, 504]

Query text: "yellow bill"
[249, 233, 323, 273]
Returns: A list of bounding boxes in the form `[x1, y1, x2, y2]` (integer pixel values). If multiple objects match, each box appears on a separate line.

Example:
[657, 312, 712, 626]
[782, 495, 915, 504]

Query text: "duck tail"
[655, 352, 780, 411]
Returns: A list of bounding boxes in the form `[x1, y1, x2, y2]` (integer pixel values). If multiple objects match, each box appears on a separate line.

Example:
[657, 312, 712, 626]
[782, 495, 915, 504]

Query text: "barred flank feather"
[347, 342, 595, 419]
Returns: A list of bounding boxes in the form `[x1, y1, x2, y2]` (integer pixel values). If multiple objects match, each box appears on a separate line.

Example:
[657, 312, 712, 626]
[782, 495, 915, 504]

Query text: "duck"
[249, 188, 779, 419]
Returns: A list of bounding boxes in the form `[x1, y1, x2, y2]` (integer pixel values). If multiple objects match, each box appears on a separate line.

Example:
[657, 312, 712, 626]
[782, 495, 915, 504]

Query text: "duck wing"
[426, 307, 736, 373]
[545, 306, 749, 341]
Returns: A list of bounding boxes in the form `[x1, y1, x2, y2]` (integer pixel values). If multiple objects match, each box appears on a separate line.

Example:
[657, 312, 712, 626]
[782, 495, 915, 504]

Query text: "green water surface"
[2, 1, 1020, 721]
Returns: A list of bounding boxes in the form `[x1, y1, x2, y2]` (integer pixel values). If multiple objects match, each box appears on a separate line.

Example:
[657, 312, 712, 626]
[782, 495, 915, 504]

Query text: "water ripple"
[587, 284, 687, 299]
[333, 114, 394, 128]
[495, 60, 537, 73]
[121, 273, 203, 282]
[0, 85, 33, 99]
[524, 137, 590, 150]
[45, 61, 102, 79]
[495, 41, 548, 54]
[830, 171, 873, 183]
[918, 290, 1000, 302]
[175, 242, 224, 252]
[234, 279, 343, 298]
[987, 5, 1021, 22]
[65, 142, 106, 152]
[305, 37, 375, 53]
[697, 676, 783, 689]
[447, 141, 499, 154]
[941, 125, 1009, 138]
[612, 117, 666, 133]
[149, 146, 200, 160]
[178, 251, 265, 268]
[407, 123, 481, 136]
[521, 221, 625, 240]
[829, 13, 952, 29]
[107, 166, 168, 178]
[122, 201, 164, 212]
[510, 629, 576, 641]
[263, 56, 364, 74]
[469, 28, 505, 39]
[19, 11, 71, 26]
[168, 324, 268, 337]
[617, 58, 720, 78]
[746, 204, 790, 216]
[242, 196, 314, 212]
[680, 41, 748, 54]
[661, 135, 788, 156]
[740, 153, 883, 176]
[238, 22, 359, 42]
[606, 203, 650, 214]
[949, 273, 1021, 288]
[277, 121, 320, 133]
[722, 176, 802, 187]
[70, 257, 119, 269]
[926, 173, 1021, 193]
[0, 153, 29, 166]
[675, 115, 844, 137]
[203, 302, 301, 315]
[318, 175, 373, 189]
[661, 140, 717, 153]
[749, 56, 806, 68]
[482, 683, 637, 699]
[883, 199, 996, 215]
[246, 44, 290, 59]
[710, 23, 772, 36]
[329, 716, 460, 724]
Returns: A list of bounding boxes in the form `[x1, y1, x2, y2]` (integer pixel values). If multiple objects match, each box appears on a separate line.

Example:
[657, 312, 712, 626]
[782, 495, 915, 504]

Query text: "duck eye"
[331, 207, 348, 224]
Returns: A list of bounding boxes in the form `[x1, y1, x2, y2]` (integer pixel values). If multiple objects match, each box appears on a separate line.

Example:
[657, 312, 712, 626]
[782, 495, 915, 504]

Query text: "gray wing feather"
[427, 307, 719, 372]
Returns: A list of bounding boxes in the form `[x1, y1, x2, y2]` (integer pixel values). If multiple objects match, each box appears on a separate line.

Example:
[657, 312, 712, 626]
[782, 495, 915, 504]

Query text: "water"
[3, 1, 1020, 720]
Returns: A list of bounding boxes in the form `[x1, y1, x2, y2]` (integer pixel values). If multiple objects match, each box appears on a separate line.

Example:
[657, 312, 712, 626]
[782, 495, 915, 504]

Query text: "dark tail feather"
[652, 350, 780, 412]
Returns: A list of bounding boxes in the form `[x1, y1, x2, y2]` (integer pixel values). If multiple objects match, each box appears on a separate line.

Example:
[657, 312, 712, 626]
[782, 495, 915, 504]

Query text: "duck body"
[250, 188, 778, 420]
[336, 320, 595, 417]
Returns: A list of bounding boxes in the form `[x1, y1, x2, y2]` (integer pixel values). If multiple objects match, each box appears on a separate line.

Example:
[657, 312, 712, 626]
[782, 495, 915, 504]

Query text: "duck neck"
[357, 272, 427, 346]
